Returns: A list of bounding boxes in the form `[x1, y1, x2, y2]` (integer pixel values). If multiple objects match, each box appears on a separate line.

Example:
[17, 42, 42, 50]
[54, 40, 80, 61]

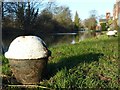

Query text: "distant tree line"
[2, 2, 75, 34]
[2, 1, 99, 33]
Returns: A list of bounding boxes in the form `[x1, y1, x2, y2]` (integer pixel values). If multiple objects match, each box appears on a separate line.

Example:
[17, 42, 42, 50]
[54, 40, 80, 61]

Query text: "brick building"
[113, 0, 120, 20]
[113, 0, 120, 27]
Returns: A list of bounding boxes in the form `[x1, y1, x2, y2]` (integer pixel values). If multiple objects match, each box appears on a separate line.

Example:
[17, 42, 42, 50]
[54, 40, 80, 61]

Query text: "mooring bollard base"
[9, 58, 48, 85]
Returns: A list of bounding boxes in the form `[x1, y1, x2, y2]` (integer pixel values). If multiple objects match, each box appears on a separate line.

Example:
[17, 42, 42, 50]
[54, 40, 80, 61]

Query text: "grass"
[1, 34, 119, 89]
[0, 55, 11, 76]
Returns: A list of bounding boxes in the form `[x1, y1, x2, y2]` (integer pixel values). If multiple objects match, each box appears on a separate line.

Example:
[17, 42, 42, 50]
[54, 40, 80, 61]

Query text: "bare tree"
[89, 10, 98, 18]
[2, 1, 44, 31]
[84, 17, 97, 30]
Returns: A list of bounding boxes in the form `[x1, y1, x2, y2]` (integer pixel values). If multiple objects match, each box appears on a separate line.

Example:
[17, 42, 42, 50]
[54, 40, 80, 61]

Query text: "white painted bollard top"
[5, 36, 48, 59]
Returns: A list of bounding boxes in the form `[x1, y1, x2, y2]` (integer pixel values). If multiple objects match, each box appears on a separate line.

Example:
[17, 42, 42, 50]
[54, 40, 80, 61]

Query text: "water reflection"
[78, 31, 93, 42]
[46, 31, 100, 46]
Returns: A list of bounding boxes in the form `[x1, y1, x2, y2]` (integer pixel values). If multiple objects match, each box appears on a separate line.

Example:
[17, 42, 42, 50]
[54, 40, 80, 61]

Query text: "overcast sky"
[55, 0, 115, 20]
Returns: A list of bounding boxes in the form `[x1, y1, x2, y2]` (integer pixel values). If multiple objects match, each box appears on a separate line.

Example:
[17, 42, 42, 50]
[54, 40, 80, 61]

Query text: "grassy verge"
[43, 35, 119, 88]
[1, 34, 119, 89]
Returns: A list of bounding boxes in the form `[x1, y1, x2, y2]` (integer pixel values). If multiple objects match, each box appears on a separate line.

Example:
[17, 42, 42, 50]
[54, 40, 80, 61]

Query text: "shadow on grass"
[2, 53, 104, 84]
[45, 53, 104, 80]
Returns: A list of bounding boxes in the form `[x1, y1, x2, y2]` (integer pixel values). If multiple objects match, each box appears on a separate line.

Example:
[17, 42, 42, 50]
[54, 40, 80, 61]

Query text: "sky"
[55, 0, 116, 20]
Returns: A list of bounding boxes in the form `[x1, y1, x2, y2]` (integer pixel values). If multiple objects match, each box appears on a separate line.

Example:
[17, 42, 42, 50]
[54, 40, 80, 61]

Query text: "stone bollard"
[4, 36, 51, 84]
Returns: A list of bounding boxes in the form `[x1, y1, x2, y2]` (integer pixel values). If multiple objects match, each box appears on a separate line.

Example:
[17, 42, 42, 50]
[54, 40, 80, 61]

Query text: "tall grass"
[1, 34, 119, 89]
[42, 35, 119, 88]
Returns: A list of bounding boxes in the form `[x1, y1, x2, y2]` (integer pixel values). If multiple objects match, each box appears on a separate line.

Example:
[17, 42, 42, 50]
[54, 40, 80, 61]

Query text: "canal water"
[45, 31, 100, 47]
